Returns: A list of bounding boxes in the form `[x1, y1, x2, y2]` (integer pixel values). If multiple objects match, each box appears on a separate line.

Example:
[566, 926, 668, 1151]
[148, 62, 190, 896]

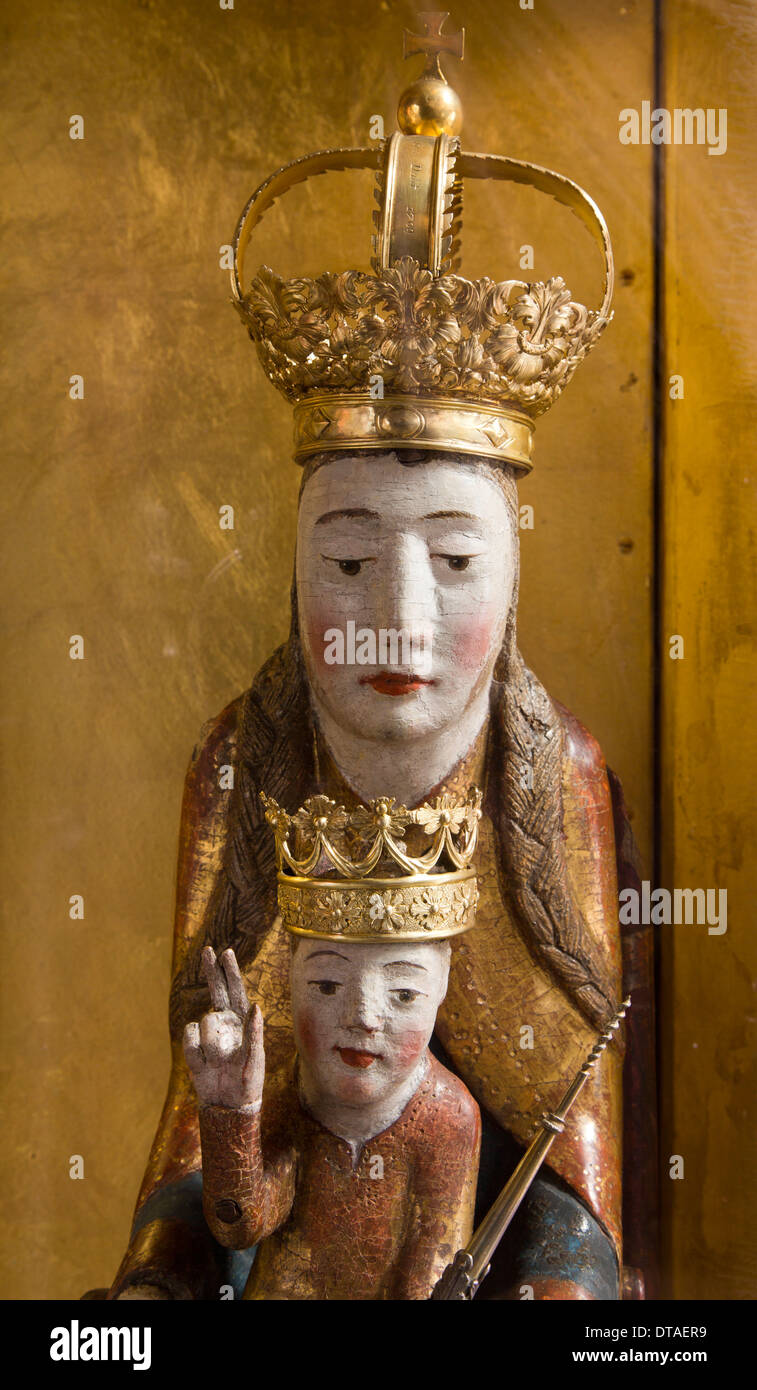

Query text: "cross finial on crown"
[403, 11, 465, 80]
[398, 11, 465, 137]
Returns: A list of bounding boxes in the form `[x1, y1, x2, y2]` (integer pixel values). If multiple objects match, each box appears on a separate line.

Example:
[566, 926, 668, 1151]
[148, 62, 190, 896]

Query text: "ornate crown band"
[292, 391, 534, 473]
[276, 873, 478, 943]
[261, 789, 482, 941]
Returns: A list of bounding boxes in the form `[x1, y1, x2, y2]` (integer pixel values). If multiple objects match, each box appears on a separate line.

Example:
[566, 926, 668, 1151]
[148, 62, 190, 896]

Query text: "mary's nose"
[375, 535, 435, 632]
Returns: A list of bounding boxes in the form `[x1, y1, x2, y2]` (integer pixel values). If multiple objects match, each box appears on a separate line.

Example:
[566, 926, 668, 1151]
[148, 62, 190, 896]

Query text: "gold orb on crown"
[397, 75, 462, 138]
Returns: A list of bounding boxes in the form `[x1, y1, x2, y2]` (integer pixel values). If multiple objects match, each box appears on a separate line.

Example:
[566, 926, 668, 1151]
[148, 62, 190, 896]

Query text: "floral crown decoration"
[261, 788, 482, 941]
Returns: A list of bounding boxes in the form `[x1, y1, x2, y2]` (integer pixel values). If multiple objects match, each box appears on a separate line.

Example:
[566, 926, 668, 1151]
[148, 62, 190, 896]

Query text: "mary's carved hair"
[170, 450, 616, 1038]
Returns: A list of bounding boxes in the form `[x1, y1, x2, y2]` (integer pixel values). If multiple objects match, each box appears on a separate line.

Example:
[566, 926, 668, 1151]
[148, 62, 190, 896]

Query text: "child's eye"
[394, 988, 419, 1003]
[310, 980, 341, 995]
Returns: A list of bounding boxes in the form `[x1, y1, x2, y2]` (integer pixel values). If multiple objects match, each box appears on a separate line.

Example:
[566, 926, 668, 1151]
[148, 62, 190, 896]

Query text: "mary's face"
[296, 454, 516, 743]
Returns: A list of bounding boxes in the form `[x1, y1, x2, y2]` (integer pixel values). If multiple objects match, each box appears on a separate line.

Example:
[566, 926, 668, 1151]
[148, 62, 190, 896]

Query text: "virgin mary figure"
[109, 33, 656, 1302]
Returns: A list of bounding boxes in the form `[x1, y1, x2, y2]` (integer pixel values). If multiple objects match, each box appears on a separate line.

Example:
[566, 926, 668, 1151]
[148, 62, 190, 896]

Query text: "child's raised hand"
[183, 946, 265, 1111]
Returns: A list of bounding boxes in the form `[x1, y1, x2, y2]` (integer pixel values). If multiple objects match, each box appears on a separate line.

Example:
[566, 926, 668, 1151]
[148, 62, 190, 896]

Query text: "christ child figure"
[182, 790, 483, 1300]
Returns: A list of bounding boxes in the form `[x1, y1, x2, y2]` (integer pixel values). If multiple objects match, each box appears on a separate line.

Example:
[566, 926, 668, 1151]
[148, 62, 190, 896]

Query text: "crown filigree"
[236, 260, 607, 472]
[229, 15, 614, 472]
[261, 789, 482, 941]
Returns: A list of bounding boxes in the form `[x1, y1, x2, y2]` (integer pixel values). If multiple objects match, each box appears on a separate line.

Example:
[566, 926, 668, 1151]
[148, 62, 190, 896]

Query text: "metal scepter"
[431, 996, 631, 1300]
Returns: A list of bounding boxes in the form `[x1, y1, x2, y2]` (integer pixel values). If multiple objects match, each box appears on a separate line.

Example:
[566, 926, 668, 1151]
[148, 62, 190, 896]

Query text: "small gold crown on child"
[261, 788, 482, 941]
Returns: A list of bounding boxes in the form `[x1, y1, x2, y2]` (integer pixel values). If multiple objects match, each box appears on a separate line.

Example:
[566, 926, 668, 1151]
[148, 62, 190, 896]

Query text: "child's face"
[290, 938, 451, 1109]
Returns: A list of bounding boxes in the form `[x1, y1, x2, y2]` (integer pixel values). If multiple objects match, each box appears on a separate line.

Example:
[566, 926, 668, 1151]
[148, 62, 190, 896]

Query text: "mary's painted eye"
[338, 559, 362, 575]
[446, 555, 470, 571]
[310, 980, 340, 995]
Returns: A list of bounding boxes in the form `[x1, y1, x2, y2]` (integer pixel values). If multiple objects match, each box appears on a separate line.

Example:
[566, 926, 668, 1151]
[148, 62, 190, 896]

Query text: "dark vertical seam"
[652, 0, 667, 1297]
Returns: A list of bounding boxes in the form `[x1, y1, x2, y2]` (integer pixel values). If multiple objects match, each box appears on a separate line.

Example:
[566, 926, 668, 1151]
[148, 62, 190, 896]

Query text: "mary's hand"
[182, 946, 265, 1111]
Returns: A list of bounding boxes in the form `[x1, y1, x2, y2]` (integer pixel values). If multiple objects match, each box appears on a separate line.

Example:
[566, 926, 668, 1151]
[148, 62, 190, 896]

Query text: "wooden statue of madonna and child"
[107, 13, 657, 1303]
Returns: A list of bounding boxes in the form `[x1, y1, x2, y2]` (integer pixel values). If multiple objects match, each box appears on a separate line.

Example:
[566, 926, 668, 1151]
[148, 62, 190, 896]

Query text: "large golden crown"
[261, 788, 482, 942]
[230, 12, 614, 475]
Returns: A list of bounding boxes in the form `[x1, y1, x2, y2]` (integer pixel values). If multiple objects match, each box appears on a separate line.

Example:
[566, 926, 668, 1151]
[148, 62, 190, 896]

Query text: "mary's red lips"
[360, 672, 434, 697]
[337, 1047, 381, 1069]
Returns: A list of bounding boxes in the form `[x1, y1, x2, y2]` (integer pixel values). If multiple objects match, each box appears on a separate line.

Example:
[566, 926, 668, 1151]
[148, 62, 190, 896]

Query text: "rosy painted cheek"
[449, 611, 501, 672]
[304, 605, 348, 673]
[295, 1005, 330, 1065]
[392, 1026, 428, 1070]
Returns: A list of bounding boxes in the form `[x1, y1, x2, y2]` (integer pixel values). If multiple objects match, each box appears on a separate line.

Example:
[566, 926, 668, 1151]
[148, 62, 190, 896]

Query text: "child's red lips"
[336, 1047, 382, 1069]
[360, 672, 435, 697]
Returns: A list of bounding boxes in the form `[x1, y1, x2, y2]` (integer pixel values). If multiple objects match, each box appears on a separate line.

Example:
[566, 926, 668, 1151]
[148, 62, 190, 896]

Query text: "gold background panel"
[658, 0, 757, 1301]
[1, 0, 654, 1298]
